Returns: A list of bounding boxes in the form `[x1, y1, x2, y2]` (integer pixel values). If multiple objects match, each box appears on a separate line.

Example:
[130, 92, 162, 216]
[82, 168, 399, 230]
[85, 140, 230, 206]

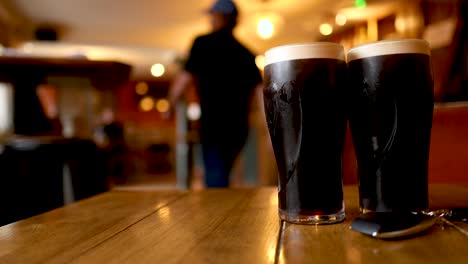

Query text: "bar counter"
[0, 184, 467, 263]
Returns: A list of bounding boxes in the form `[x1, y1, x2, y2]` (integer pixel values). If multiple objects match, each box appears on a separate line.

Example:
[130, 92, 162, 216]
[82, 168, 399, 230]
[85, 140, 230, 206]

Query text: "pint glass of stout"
[347, 39, 434, 213]
[263, 43, 346, 224]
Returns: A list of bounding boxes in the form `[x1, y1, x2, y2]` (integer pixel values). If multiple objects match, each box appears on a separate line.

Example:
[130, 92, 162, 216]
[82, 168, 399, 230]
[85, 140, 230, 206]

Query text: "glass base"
[279, 208, 345, 225]
[361, 208, 428, 214]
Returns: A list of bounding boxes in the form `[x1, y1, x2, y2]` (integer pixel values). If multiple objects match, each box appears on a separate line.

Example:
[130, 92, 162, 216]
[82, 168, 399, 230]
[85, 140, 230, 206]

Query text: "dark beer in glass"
[263, 43, 346, 224]
[347, 39, 434, 213]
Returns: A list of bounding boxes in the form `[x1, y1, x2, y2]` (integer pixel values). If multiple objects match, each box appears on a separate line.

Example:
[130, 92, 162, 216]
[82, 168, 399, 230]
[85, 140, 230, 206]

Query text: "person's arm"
[167, 34, 202, 112]
[167, 70, 196, 113]
[254, 83, 265, 113]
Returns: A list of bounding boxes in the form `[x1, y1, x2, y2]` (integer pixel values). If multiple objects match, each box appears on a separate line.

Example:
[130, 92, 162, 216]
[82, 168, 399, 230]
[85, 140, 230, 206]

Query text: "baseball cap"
[208, 0, 238, 16]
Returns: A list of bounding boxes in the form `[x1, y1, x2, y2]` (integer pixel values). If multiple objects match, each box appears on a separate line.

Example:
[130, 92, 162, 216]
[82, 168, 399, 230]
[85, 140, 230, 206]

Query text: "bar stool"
[0, 137, 64, 225]
[0, 136, 108, 226]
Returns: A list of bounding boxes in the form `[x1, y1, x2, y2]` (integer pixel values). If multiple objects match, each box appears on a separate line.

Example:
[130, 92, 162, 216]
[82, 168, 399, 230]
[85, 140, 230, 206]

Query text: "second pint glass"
[347, 39, 434, 213]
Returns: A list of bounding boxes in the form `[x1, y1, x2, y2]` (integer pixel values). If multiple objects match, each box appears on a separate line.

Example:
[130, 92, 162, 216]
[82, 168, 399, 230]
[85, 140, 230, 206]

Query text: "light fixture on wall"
[139, 96, 155, 112]
[155, 99, 170, 113]
[335, 14, 347, 26]
[135, 82, 149, 95]
[319, 23, 333, 36]
[151, 63, 165, 77]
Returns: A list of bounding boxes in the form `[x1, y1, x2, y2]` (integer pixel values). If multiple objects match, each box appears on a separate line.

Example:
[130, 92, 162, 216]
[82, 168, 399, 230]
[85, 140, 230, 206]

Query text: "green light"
[355, 0, 367, 8]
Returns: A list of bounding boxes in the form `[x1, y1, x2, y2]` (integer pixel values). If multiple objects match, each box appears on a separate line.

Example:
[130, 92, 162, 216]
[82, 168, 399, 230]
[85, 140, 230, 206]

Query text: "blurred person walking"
[168, 0, 263, 188]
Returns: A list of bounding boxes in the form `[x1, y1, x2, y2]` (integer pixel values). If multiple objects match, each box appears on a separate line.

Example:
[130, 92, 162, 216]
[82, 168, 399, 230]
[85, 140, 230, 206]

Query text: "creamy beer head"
[265, 42, 345, 66]
[347, 39, 431, 62]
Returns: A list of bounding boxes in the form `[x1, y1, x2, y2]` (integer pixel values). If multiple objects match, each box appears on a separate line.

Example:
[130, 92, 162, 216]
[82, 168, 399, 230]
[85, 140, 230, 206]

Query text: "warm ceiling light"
[255, 55, 265, 71]
[319, 23, 333, 36]
[139, 96, 154, 112]
[257, 18, 275, 39]
[135, 81, 149, 95]
[155, 99, 170, 113]
[335, 14, 347, 26]
[151, 63, 165, 77]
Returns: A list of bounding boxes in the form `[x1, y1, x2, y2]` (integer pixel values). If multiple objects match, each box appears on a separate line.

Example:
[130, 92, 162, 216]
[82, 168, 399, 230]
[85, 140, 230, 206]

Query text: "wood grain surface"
[279, 184, 468, 264]
[73, 188, 280, 264]
[0, 191, 182, 263]
[0, 185, 467, 263]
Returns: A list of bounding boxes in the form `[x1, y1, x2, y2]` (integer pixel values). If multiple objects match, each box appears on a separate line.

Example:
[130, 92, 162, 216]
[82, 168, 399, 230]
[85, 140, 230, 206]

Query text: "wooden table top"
[0, 184, 467, 263]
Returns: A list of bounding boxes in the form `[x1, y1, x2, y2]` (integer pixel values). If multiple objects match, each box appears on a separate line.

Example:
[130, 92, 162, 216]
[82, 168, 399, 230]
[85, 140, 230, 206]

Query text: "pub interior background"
[1, 0, 468, 225]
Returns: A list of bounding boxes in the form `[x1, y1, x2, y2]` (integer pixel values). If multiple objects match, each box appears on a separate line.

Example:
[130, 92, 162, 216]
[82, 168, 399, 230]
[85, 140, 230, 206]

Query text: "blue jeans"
[202, 142, 243, 188]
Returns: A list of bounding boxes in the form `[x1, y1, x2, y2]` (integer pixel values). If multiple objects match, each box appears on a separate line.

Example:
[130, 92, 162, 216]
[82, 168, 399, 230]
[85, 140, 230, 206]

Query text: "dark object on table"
[350, 212, 436, 239]
[446, 207, 468, 222]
